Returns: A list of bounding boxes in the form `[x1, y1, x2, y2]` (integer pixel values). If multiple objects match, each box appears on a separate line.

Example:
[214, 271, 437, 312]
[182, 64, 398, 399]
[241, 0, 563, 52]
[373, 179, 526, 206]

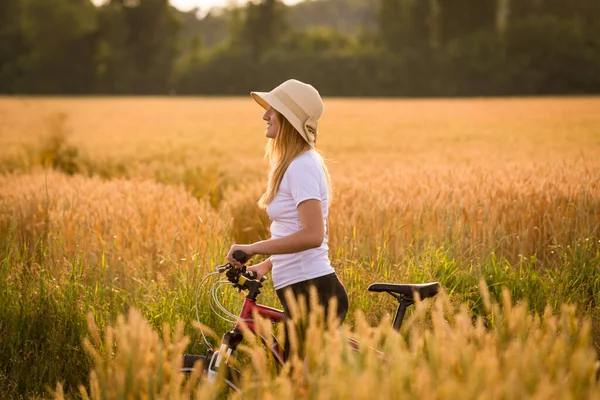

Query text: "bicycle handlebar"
[216, 250, 267, 291]
[232, 250, 248, 264]
[215, 250, 249, 272]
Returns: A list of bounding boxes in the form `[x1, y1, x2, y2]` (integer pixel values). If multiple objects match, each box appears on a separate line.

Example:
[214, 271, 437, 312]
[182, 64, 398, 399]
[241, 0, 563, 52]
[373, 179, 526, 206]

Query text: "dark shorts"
[275, 273, 349, 360]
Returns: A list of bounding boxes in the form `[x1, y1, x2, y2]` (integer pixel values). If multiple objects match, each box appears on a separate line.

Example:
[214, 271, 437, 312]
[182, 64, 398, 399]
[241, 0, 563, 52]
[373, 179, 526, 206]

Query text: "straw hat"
[251, 79, 324, 147]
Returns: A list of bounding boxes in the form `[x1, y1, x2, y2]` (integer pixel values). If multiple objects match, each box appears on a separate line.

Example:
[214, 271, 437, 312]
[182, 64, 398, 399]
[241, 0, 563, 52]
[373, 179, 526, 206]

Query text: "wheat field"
[0, 96, 599, 398]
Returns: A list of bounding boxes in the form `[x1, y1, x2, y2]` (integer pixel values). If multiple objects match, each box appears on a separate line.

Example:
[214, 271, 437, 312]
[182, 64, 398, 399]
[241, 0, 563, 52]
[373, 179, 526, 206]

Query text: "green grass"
[1, 224, 599, 398]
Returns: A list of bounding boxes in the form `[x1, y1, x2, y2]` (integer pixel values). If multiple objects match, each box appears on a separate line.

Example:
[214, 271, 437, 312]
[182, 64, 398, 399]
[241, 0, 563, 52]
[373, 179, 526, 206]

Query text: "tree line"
[1, 0, 599, 96]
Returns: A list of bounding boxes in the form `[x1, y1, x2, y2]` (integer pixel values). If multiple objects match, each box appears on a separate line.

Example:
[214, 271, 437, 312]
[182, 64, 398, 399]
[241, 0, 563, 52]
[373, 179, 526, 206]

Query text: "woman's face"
[263, 107, 280, 139]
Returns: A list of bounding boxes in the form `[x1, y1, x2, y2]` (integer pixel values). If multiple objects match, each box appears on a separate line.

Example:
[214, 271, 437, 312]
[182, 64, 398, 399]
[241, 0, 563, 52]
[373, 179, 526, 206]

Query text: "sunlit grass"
[0, 96, 599, 397]
[53, 285, 600, 400]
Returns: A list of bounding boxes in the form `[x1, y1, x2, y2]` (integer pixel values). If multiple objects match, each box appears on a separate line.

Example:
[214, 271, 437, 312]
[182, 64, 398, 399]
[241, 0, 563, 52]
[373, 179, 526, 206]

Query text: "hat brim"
[250, 92, 270, 110]
[250, 91, 312, 147]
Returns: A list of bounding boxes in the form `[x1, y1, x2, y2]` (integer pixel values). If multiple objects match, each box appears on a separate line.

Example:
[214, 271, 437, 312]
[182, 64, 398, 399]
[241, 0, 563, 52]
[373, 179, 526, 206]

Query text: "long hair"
[258, 111, 332, 209]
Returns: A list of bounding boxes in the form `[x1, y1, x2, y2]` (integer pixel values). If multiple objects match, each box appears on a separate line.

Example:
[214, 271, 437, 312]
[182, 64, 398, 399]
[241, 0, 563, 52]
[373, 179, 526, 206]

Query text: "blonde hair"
[258, 111, 332, 209]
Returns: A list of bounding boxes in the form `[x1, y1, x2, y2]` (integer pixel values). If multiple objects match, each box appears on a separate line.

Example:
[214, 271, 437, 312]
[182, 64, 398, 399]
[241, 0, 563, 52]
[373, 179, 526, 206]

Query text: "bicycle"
[182, 250, 441, 392]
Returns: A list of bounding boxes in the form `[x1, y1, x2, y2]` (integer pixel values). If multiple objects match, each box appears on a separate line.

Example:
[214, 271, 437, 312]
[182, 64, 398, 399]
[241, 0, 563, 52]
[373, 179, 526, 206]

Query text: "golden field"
[1, 97, 598, 282]
[0, 96, 599, 398]
[1, 96, 599, 255]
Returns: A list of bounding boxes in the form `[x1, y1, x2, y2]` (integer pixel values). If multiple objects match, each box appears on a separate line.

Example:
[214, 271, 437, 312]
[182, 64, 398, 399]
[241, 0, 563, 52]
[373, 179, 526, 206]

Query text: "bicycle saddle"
[368, 282, 440, 301]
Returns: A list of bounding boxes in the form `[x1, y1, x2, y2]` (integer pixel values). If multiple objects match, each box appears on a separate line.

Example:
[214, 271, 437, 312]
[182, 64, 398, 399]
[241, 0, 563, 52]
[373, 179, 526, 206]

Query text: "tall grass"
[0, 96, 599, 397]
[52, 310, 223, 400]
[52, 285, 600, 399]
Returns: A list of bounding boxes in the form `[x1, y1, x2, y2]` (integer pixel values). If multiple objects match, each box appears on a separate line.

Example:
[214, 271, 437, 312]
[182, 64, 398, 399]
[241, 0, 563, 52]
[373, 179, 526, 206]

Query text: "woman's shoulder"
[288, 150, 321, 173]
[291, 149, 320, 166]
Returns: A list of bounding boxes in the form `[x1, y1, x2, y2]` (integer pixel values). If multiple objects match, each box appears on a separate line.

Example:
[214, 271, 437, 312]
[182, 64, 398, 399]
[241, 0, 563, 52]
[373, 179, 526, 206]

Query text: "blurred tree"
[227, 3, 245, 48]
[496, 0, 510, 37]
[96, 0, 180, 94]
[511, 0, 600, 26]
[0, 0, 598, 96]
[438, 0, 496, 42]
[172, 34, 205, 95]
[124, 0, 180, 93]
[378, 0, 434, 52]
[95, 1, 135, 93]
[0, 0, 28, 93]
[505, 15, 600, 94]
[179, 8, 228, 48]
[289, 0, 378, 35]
[279, 27, 356, 54]
[236, 0, 289, 60]
[179, 0, 379, 50]
[19, 0, 98, 93]
[428, 0, 441, 48]
[378, 0, 411, 52]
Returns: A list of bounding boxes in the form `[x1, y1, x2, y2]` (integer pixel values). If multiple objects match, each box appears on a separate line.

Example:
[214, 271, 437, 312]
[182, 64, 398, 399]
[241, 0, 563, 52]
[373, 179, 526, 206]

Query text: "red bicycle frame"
[209, 276, 288, 372]
[235, 296, 287, 365]
[209, 272, 381, 377]
[236, 297, 286, 330]
[202, 261, 439, 388]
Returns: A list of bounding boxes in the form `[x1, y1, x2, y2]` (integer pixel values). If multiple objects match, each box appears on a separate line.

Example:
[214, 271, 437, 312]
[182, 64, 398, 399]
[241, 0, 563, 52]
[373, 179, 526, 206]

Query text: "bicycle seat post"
[392, 294, 414, 331]
[368, 282, 439, 331]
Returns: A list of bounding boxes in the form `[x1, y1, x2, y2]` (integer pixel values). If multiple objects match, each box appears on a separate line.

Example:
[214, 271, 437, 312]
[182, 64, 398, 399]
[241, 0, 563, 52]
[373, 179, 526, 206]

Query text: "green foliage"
[378, 0, 430, 51]
[233, 0, 289, 60]
[0, 0, 28, 93]
[95, 0, 181, 94]
[182, 0, 378, 49]
[95, 1, 136, 93]
[179, 8, 228, 49]
[288, 0, 378, 34]
[0, 0, 599, 95]
[438, 0, 496, 42]
[280, 27, 358, 54]
[504, 15, 600, 94]
[19, 0, 98, 94]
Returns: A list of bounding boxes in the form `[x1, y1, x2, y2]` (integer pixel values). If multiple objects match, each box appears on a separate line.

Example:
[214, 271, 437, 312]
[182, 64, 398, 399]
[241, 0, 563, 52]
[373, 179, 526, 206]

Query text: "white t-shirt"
[266, 150, 334, 290]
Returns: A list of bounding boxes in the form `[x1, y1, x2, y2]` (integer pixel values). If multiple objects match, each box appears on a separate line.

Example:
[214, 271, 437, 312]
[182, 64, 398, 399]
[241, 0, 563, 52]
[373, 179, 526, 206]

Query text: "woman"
[226, 79, 349, 360]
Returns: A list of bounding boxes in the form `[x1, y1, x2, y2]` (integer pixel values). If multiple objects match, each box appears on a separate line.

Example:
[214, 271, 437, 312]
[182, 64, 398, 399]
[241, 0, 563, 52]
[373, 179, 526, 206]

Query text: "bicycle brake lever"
[216, 263, 232, 273]
[225, 265, 247, 282]
[240, 270, 269, 283]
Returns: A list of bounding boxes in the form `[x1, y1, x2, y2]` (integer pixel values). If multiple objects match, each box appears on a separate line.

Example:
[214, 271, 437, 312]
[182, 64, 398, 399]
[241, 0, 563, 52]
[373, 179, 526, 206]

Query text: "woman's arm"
[253, 198, 324, 254]
[227, 199, 324, 267]
[247, 258, 273, 280]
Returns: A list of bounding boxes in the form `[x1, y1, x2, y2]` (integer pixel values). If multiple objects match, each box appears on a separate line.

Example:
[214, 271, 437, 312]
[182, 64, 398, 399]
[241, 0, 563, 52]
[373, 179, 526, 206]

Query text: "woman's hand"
[226, 244, 256, 269]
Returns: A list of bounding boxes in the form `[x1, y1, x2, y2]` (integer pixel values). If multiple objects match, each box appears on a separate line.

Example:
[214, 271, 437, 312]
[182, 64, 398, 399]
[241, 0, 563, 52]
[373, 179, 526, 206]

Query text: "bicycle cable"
[210, 280, 242, 323]
[196, 269, 256, 350]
